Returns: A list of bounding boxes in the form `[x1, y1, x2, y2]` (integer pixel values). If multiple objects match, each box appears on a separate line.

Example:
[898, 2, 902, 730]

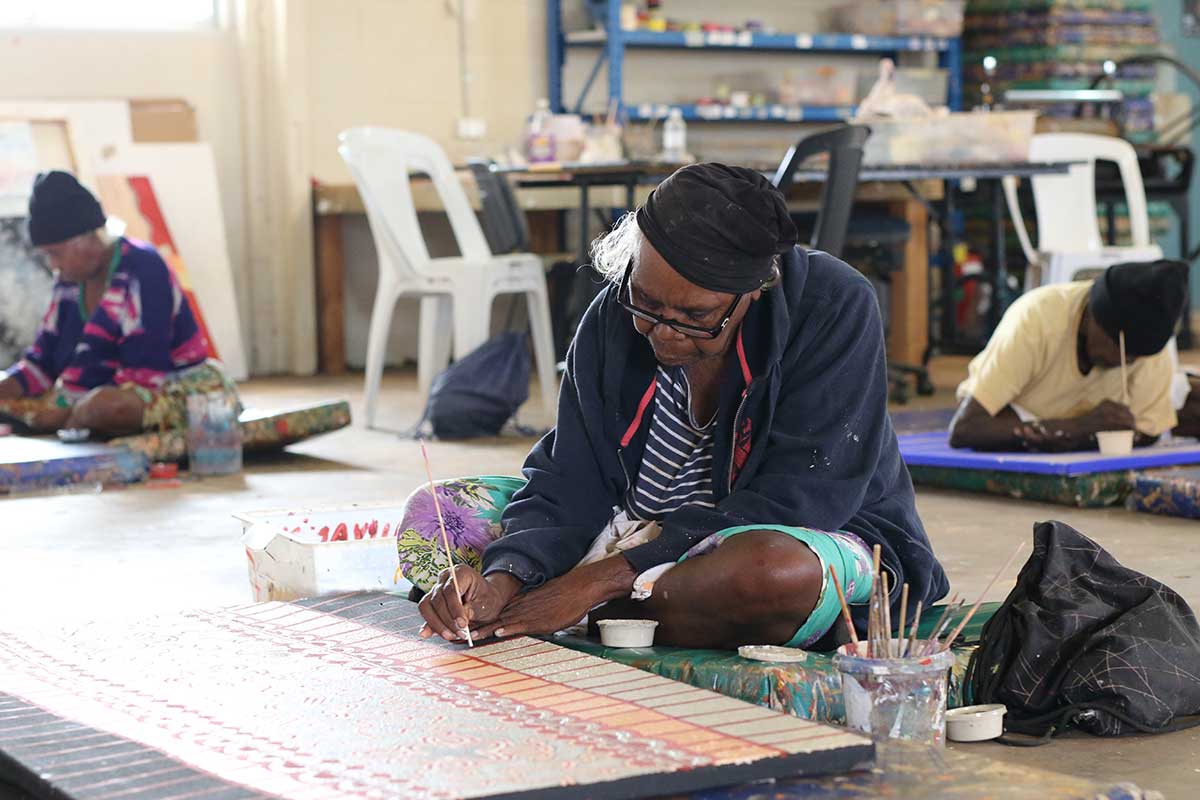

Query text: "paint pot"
[738, 645, 808, 663]
[596, 619, 658, 648]
[833, 641, 956, 746]
[945, 703, 1007, 742]
[186, 392, 242, 476]
[1097, 430, 1134, 456]
[56, 428, 91, 443]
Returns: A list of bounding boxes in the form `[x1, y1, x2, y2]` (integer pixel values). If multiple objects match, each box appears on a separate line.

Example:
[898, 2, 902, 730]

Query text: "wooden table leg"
[314, 213, 347, 375]
[887, 198, 929, 366]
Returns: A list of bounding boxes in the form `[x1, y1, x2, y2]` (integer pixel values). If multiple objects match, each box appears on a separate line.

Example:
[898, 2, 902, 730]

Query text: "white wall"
[305, 0, 545, 184]
[304, 0, 547, 366]
[0, 26, 250, 334]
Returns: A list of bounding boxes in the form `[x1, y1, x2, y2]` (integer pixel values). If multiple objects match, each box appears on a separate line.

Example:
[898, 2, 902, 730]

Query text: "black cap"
[635, 163, 798, 294]
[27, 171, 107, 246]
[1089, 260, 1189, 357]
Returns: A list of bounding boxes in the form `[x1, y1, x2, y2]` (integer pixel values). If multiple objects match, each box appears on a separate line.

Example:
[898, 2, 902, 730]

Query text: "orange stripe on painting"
[521, 690, 595, 709]
[631, 719, 695, 736]
[505, 685, 571, 702]
[545, 695, 615, 713]
[590, 709, 665, 727]
[487, 678, 548, 695]
[573, 702, 635, 720]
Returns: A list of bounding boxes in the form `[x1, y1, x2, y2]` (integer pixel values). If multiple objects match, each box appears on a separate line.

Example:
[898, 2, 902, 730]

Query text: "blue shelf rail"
[547, 0, 964, 121]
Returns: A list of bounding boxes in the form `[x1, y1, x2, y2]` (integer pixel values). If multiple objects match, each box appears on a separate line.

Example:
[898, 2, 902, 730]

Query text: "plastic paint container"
[946, 703, 1006, 742]
[738, 645, 809, 663]
[596, 619, 658, 648]
[186, 392, 243, 476]
[834, 641, 956, 746]
[1097, 430, 1134, 456]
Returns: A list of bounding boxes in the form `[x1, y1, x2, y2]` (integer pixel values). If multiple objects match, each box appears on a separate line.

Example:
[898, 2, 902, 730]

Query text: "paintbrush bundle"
[833, 541, 1025, 660]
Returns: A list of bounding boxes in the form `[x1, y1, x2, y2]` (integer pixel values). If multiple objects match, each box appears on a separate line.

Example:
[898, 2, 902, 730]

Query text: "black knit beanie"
[1089, 260, 1190, 357]
[27, 171, 107, 246]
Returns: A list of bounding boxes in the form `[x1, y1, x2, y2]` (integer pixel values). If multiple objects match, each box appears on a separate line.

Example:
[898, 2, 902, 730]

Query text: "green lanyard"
[78, 242, 123, 323]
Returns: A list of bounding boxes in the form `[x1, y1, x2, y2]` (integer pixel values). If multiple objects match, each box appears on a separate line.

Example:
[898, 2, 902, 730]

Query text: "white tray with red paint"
[236, 504, 411, 602]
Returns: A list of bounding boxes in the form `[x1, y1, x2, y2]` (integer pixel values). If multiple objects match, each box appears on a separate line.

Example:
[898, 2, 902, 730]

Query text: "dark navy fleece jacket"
[484, 246, 948, 630]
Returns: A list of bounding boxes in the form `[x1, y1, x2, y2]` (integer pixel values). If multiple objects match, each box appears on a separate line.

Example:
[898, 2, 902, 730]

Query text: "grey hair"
[589, 210, 784, 290]
[589, 211, 642, 285]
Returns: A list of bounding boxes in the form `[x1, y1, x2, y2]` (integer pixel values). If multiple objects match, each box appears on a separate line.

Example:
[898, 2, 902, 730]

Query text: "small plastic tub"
[738, 645, 808, 663]
[946, 703, 1006, 742]
[596, 619, 658, 648]
[1097, 430, 1134, 456]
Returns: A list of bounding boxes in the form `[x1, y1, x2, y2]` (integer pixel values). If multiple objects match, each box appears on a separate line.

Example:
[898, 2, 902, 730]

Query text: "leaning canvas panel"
[0, 217, 54, 366]
[95, 144, 248, 380]
[0, 593, 871, 800]
[0, 100, 131, 192]
[95, 174, 221, 365]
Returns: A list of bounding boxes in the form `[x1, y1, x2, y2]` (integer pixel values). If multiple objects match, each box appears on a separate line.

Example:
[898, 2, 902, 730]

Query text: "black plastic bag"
[421, 331, 530, 439]
[964, 520, 1200, 744]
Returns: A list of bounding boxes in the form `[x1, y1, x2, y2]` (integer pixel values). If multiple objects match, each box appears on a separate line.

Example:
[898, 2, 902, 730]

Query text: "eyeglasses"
[618, 263, 743, 340]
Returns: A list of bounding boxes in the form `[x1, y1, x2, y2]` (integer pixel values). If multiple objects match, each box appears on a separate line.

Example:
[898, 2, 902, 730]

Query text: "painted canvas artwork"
[95, 174, 219, 363]
[0, 593, 872, 800]
[0, 216, 53, 367]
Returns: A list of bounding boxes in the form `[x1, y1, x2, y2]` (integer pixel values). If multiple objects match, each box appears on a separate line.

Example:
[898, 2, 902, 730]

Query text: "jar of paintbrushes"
[831, 542, 1024, 747]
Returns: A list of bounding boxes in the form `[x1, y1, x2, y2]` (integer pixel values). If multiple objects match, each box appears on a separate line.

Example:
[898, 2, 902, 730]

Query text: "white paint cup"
[596, 619, 658, 648]
[1097, 430, 1134, 456]
[945, 703, 1007, 742]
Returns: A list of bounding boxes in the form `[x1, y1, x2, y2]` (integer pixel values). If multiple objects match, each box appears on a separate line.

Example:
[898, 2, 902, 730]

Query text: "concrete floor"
[2, 363, 1198, 797]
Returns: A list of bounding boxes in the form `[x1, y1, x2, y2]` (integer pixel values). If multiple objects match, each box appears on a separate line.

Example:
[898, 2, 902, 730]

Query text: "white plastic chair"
[1003, 133, 1163, 290]
[338, 128, 558, 429]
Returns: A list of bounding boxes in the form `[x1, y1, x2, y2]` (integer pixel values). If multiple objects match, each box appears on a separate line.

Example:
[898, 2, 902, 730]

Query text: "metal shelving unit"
[547, 0, 964, 121]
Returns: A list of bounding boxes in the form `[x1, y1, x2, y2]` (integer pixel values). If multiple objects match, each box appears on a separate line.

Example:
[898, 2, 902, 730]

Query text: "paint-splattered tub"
[236, 504, 411, 602]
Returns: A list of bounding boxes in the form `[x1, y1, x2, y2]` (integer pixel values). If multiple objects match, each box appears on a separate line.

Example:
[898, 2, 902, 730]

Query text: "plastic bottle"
[661, 107, 688, 162]
[186, 392, 243, 476]
[526, 98, 557, 164]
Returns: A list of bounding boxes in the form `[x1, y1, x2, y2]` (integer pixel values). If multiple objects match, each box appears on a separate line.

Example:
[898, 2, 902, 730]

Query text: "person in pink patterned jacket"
[0, 171, 238, 436]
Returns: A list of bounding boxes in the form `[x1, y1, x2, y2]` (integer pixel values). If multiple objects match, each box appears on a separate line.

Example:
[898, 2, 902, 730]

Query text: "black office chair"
[772, 126, 933, 403]
[467, 159, 575, 361]
[771, 124, 869, 259]
[467, 158, 530, 254]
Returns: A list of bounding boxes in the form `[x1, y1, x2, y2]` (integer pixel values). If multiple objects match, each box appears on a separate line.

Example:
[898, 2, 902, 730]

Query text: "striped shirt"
[627, 365, 717, 520]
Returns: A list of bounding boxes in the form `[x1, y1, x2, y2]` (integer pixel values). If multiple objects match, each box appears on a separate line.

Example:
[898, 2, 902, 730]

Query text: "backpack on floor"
[420, 331, 531, 440]
[964, 520, 1200, 744]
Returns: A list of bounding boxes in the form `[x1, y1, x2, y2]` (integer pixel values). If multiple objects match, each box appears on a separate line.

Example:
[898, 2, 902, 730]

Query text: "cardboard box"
[129, 99, 197, 143]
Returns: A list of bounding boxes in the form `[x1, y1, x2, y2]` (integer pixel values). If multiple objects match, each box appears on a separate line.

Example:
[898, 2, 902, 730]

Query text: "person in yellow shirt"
[950, 260, 1189, 452]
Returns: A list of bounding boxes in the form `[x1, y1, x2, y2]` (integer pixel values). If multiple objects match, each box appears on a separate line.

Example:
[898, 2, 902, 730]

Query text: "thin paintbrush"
[939, 541, 1026, 652]
[897, 583, 909, 657]
[829, 565, 861, 652]
[904, 600, 923, 658]
[1119, 330, 1129, 407]
[917, 593, 959, 656]
[923, 598, 964, 655]
[419, 440, 474, 647]
[881, 572, 893, 658]
[870, 544, 883, 658]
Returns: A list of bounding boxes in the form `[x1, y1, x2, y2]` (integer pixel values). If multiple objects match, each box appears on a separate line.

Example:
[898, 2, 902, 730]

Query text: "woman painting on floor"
[0, 171, 239, 437]
[403, 163, 947, 651]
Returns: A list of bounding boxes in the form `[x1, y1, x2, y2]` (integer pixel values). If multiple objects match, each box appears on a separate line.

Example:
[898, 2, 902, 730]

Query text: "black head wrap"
[1089, 260, 1189, 357]
[635, 163, 798, 294]
[27, 171, 107, 247]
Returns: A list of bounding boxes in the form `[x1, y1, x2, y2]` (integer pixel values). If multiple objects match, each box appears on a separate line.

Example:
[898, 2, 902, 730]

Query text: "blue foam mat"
[899, 431, 1200, 476]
